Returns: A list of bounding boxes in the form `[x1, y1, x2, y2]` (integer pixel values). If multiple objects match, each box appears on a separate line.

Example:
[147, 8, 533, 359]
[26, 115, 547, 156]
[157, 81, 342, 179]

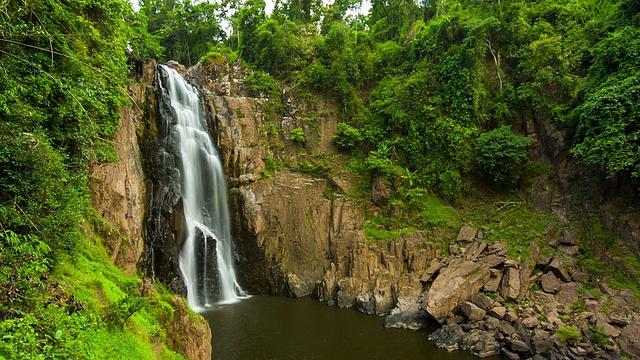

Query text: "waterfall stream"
[158, 65, 246, 310]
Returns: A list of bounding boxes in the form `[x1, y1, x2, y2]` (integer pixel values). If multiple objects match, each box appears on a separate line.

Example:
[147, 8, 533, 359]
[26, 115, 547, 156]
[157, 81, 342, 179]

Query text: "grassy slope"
[0, 212, 191, 360]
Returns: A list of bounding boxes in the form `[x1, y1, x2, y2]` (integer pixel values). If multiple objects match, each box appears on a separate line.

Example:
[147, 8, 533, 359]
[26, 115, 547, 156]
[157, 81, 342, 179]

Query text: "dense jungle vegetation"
[1, 0, 639, 358]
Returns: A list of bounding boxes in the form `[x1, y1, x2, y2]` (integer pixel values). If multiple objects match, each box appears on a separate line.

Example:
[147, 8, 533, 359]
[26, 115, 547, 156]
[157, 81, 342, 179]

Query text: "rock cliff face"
[89, 61, 155, 275]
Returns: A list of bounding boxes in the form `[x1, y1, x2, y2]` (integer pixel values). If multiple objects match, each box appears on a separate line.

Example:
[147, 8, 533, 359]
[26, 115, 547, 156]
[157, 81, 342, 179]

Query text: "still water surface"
[203, 295, 490, 360]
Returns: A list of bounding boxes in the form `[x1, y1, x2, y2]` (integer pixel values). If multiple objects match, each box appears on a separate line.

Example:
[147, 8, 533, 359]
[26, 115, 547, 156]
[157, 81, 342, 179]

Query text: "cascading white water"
[158, 65, 246, 311]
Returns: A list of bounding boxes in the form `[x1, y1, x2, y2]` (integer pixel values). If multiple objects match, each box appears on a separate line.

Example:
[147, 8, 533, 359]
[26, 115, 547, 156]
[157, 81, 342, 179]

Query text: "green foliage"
[291, 159, 330, 178]
[289, 127, 307, 143]
[555, 326, 582, 342]
[572, 75, 640, 178]
[0, 231, 50, 312]
[0, 131, 82, 254]
[364, 217, 414, 243]
[261, 155, 282, 177]
[399, 188, 459, 229]
[577, 219, 640, 294]
[476, 126, 531, 184]
[464, 201, 558, 261]
[0, 2, 192, 357]
[332, 122, 363, 151]
[591, 326, 612, 346]
[142, 0, 225, 66]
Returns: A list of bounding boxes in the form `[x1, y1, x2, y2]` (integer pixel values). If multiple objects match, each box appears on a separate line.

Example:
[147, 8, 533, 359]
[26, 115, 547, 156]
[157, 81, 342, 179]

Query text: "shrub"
[332, 123, 364, 151]
[555, 325, 582, 342]
[476, 126, 530, 184]
[289, 127, 307, 143]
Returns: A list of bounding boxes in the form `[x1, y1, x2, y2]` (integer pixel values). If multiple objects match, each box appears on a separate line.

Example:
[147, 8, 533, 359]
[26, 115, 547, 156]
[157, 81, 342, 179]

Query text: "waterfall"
[158, 64, 246, 310]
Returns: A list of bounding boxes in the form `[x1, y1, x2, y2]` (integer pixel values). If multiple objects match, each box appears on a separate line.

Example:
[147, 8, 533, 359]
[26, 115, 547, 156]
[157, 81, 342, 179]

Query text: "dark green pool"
[202, 295, 491, 360]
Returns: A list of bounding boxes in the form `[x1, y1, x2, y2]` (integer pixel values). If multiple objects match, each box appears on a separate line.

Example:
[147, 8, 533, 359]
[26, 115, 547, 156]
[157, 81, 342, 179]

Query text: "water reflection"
[202, 296, 495, 360]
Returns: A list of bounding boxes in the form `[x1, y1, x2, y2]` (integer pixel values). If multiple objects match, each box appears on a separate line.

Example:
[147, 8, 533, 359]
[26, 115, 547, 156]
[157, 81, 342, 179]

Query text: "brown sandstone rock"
[90, 88, 148, 275]
[596, 319, 621, 338]
[547, 256, 572, 282]
[167, 296, 212, 360]
[618, 324, 640, 358]
[488, 242, 507, 256]
[540, 272, 562, 293]
[422, 258, 491, 323]
[471, 292, 494, 311]
[481, 254, 505, 268]
[501, 267, 521, 301]
[561, 230, 580, 245]
[465, 242, 488, 261]
[461, 301, 486, 321]
[457, 226, 478, 243]
[420, 259, 443, 282]
[488, 306, 506, 319]
[483, 269, 503, 293]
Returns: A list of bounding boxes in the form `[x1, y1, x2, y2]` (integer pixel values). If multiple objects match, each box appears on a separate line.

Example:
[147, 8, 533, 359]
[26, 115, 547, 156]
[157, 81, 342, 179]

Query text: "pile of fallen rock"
[422, 226, 640, 359]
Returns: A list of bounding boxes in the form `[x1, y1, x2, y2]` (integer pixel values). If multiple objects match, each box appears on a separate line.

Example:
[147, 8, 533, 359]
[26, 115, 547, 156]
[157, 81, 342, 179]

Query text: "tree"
[476, 126, 530, 184]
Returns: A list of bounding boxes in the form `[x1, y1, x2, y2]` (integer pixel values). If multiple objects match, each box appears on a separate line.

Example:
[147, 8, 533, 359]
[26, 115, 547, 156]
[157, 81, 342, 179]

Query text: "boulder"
[596, 319, 621, 338]
[428, 324, 466, 351]
[422, 258, 491, 323]
[488, 242, 507, 255]
[558, 245, 579, 255]
[561, 230, 580, 245]
[540, 272, 562, 293]
[500, 322, 517, 336]
[555, 282, 580, 308]
[461, 301, 486, 321]
[471, 292, 494, 311]
[485, 317, 499, 330]
[501, 267, 521, 301]
[460, 329, 501, 357]
[420, 259, 443, 282]
[509, 339, 531, 353]
[618, 324, 640, 358]
[502, 348, 520, 360]
[371, 176, 391, 206]
[571, 270, 590, 283]
[488, 306, 506, 320]
[483, 269, 502, 292]
[530, 329, 552, 354]
[547, 256, 572, 282]
[465, 242, 488, 261]
[481, 254, 505, 268]
[504, 310, 519, 322]
[522, 316, 540, 329]
[457, 226, 477, 243]
[516, 243, 539, 302]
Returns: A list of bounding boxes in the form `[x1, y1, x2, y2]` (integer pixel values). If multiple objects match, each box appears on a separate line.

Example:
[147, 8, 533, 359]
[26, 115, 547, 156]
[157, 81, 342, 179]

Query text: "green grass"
[577, 219, 640, 296]
[363, 216, 415, 243]
[462, 200, 559, 261]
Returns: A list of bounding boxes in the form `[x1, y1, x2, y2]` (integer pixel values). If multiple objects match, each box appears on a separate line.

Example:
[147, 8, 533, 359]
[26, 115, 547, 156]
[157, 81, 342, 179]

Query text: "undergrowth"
[0, 216, 190, 360]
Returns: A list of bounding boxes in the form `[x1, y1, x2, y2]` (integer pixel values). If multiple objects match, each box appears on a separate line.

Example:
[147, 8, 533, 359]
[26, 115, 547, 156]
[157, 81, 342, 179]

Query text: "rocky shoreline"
[321, 226, 640, 359]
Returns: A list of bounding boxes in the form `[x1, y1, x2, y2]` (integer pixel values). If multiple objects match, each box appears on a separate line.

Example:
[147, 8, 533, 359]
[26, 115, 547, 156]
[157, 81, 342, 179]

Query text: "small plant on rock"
[555, 325, 582, 342]
[290, 127, 307, 143]
[591, 326, 612, 347]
